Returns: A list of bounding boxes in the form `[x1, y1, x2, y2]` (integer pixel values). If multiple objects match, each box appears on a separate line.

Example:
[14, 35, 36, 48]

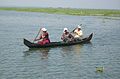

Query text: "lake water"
[0, 11, 120, 79]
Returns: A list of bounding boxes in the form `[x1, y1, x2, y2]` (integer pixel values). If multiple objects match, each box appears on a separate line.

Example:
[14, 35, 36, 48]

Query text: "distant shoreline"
[0, 7, 120, 17]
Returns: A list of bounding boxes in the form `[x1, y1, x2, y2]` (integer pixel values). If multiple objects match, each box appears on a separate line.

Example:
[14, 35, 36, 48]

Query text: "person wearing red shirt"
[34, 28, 50, 45]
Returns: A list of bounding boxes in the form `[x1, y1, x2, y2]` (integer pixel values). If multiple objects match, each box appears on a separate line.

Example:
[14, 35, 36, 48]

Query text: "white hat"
[63, 28, 68, 32]
[77, 25, 81, 28]
[41, 28, 47, 31]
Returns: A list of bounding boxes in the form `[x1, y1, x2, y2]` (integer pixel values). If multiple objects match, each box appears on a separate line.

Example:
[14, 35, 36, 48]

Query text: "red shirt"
[40, 32, 49, 41]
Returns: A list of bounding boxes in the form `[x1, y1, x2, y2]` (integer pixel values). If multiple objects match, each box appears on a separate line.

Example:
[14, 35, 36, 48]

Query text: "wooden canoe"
[24, 33, 93, 49]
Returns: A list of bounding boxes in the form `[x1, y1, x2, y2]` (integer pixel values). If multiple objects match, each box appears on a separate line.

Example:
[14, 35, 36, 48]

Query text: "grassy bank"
[0, 7, 120, 16]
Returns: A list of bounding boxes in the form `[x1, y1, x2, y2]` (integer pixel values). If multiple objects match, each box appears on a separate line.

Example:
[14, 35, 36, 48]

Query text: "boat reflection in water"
[72, 44, 83, 53]
[23, 48, 50, 59]
[60, 44, 83, 57]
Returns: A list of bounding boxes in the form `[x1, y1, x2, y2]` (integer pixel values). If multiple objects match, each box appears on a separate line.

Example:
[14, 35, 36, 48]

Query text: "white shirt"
[74, 29, 83, 38]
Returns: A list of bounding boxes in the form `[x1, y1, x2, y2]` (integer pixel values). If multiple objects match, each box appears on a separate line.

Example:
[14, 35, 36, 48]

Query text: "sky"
[0, 0, 120, 9]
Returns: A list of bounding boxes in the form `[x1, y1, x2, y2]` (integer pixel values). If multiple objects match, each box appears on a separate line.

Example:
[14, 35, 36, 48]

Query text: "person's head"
[41, 28, 47, 33]
[77, 25, 81, 31]
[63, 28, 68, 33]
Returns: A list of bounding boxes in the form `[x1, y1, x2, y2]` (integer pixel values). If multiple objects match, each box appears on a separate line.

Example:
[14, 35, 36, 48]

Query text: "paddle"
[72, 24, 82, 32]
[33, 28, 42, 43]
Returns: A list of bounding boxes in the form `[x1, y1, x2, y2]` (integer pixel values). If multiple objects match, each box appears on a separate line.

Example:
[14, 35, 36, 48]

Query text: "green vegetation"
[0, 7, 120, 16]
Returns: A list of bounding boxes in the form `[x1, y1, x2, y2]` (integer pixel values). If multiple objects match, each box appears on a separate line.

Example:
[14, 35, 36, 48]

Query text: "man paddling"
[61, 28, 74, 42]
[34, 28, 50, 45]
[72, 25, 83, 41]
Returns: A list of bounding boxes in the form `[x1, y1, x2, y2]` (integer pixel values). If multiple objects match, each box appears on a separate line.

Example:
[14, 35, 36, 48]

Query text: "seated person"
[73, 25, 83, 41]
[61, 28, 74, 42]
[34, 28, 50, 45]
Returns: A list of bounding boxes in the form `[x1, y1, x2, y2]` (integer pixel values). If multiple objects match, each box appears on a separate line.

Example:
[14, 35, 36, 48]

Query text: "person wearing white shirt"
[73, 25, 83, 41]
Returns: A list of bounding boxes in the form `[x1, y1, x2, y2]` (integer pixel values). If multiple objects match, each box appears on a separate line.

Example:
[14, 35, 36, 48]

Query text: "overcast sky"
[0, 0, 120, 9]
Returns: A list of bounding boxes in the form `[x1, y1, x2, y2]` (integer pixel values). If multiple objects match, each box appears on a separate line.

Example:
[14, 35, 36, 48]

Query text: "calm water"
[0, 11, 120, 79]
